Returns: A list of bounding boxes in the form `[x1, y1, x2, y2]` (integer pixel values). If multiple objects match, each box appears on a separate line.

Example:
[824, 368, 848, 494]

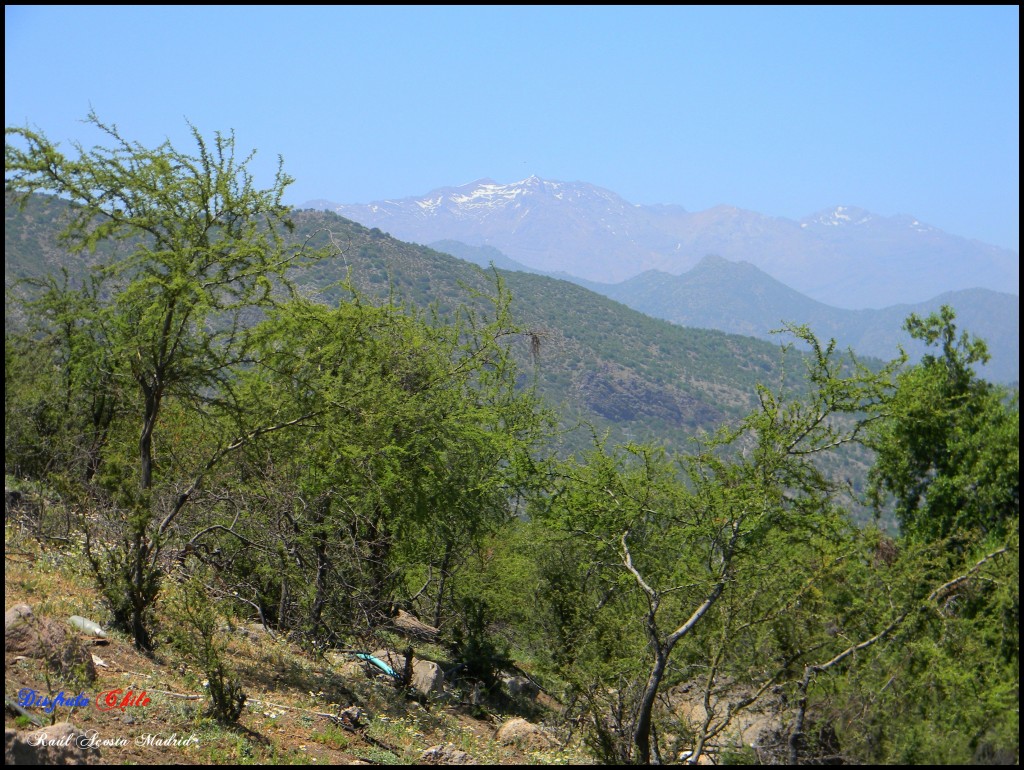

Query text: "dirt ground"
[5, 534, 590, 765]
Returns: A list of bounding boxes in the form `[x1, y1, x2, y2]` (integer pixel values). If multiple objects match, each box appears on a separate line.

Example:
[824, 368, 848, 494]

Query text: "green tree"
[839, 305, 1021, 763]
[6, 113, 314, 649]
[868, 305, 1019, 544]
[5, 270, 121, 485]
[533, 329, 897, 764]
[197, 278, 550, 645]
[791, 535, 1018, 764]
[759, 308, 1019, 765]
[162, 566, 247, 723]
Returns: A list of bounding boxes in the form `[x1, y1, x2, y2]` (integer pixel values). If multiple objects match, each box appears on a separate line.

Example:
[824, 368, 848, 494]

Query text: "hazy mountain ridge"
[428, 239, 1019, 384]
[585, 256, 1019, 384]
[308, 177, 1019, 310]
[5, 194, 806, 455]
[429, 239, 543, 275]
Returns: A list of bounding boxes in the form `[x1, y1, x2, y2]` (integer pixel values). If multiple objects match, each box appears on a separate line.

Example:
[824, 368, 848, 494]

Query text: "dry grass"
[4, 519, 592, 765]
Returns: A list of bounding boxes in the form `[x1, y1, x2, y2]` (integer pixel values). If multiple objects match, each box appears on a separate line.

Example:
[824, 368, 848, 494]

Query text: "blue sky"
[5, 6, 1019, 252]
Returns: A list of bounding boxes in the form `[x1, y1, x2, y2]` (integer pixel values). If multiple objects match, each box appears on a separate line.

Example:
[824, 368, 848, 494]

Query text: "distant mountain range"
[2, 194, 797, 457]
[432, 241, 1018, 384]
[306, 176, 1019, 311]
[14, 193, 1002, 524]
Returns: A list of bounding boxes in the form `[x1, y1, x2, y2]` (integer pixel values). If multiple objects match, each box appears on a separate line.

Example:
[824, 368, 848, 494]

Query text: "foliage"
[182, 277, 551, 645]
[833, 306, 1021, 763]
[868, 305, 1019, 544]
[526, 327, 898, 763]
[447, 596, 513, 692]
[163, 567, 247, 723]
[6, 113, 319, 649]
[4, 270, 122, 484]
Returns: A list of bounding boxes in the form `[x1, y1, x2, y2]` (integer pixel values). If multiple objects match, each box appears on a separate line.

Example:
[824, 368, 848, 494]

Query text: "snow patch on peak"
[892, 214, 937, 234]
[511, 176, 566, 196]
[445, 177, 570, 210]
[416, 196, 443, 213]
[450, 182, 524, 207]
[805, 205, 873, 227]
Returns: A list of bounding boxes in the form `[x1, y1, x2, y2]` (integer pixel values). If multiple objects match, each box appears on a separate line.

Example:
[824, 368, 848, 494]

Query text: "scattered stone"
[332, 659, 367, 679]
[364, 649, 403, 679]
[5, 604, 34, 628]
[5, 604, 97, 683]
[5, 722, 101, 765]
[391, 609, 440, 642]
[369, 649, 402, 672]
[420, 742, 476, 764]
[502, 675, 539, 699]
[250, 622, 276, 638]
[338, 706, 362, 728]
[411, 659, 445, 697]
[495, 717, 554, 748]
[323, 650, 347, 665]
[358, 648, 447, 698]
[219, 622, 274, 642]
[5, 487, 22, 514]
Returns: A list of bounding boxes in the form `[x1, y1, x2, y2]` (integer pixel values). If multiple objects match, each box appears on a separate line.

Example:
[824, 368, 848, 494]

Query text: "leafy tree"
[4, 270, 121, 485]
[532, 329, 897, 763]
[868, 305, 1018, 544]
[528, 319, 1016, 764]
[868, 303, 1019, 544]
[838, 305, 1021, 763]
[797, 535, 1018, 764]
[6, 113, 315, 649]
[196, 278, 550, 645]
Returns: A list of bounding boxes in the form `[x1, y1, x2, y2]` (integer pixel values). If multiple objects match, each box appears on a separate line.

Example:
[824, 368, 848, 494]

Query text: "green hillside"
[580, 255, 1020, 384]
[7, 194, 809, 454]
[5, 124, 1016, 767]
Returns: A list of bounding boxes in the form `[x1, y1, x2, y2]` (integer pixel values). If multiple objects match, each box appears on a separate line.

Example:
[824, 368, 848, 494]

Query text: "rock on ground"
[495, 717, 554, 748]
[5, 722, 101, 765]
[5, 604, 97, 683]
[420, 742, 476, 764]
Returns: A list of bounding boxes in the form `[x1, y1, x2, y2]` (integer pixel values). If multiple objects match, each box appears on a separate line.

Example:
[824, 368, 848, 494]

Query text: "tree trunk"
[788, 668, 811, 765]
[139, 381, 162, 490]
[130, 526, 154, 651]
[310, 497, 330, 631]
[633, 647, 669, 764]
[432, 543, 453, 629]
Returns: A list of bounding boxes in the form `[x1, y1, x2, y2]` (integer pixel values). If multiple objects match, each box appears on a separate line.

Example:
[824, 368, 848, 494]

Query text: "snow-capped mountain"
[802, 205, 876, 228]
[306, 179, 1019, 309]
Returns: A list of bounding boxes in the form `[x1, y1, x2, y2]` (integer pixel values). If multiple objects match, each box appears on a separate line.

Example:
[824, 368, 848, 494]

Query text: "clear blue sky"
[5, 6, 1019, 252]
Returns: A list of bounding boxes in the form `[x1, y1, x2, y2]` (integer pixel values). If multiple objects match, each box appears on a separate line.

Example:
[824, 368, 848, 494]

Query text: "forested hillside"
[7, 190, 816, 455]
[434, 240, 1019, 385]
[5, 118, 1018, 765]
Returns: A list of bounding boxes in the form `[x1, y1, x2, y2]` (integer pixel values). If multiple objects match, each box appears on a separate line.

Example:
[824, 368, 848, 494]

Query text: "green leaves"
[6, 114, 329, 649]
[522, 326, 903, 762]
[868, 306, 1019, 544]
[6, 113, 308, 479]
[213, 276, 551, 636]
